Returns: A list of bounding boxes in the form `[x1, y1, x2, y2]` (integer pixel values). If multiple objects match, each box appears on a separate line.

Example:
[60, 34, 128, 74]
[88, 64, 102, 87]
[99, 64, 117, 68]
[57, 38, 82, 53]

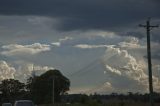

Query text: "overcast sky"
[0, 0, 160, 94]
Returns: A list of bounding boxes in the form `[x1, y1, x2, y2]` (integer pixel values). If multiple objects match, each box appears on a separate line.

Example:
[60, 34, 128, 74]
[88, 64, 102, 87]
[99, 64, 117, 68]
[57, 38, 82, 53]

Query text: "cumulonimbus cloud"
[15, 63, 54, 82]
[102, 45, 160, 92]
[0, 60, 54, 82]
[0, 60, 15, 80]
[1, 43, 51, 56]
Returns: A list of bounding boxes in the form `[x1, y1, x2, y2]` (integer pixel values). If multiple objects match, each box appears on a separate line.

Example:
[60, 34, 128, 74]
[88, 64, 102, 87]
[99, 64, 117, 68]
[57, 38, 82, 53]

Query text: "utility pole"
[32, 65, 36, 78]
[139, 18, 159, 106]
[52, 77, 55, 104]
[158, 65, 160, 79]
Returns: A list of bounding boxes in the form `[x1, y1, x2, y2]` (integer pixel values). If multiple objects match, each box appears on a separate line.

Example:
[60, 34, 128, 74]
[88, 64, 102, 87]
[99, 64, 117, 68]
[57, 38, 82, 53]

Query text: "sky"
[0, 0, 160, 94]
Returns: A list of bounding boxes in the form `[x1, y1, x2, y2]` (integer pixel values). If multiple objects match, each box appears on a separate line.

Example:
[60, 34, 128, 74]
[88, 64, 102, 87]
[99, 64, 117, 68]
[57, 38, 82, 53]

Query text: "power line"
[66, 57, 108, 94]
[139, 18, 159, 106]
[67, 58, 101, 77]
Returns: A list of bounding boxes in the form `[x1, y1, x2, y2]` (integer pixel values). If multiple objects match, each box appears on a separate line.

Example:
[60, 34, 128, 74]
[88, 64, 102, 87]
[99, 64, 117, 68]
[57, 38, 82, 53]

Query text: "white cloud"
[59, 37, 73, 42]
[73, 37, 142, 50]
[51, 37, 73, 47]
[118, 37, 144, 49]
[1, 43, 51, 56]
[102, 46, 160, 92]
[0, 60, 15, 80]
[15, 63, 54, 82]
[51, 42, 61, 47]
[31, 64, 55, 76]
[0, 60, 54, 82]
[105, 65, 122, 75]
[74, 44, 108, 49]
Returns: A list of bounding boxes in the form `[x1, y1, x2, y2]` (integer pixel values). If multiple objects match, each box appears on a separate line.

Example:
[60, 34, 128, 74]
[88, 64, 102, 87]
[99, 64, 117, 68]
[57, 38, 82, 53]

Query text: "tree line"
[0, 69, 70, 104]
[62, 92, 160, 105]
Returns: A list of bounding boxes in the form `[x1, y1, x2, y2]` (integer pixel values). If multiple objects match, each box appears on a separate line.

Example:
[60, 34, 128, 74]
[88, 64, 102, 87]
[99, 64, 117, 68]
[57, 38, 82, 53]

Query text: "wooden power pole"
[139, 18, 159, 106]
[52, 78, 55, 104]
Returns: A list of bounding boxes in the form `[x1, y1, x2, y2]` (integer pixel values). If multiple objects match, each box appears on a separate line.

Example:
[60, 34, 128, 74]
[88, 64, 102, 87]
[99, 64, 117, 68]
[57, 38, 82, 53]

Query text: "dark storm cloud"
[0, 0, 159, 32]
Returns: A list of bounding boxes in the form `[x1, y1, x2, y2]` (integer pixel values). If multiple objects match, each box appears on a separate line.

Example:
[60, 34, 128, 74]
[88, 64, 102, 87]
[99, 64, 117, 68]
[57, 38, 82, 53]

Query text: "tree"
[27, 69, 70, 104]
[0, 79, 25, 102]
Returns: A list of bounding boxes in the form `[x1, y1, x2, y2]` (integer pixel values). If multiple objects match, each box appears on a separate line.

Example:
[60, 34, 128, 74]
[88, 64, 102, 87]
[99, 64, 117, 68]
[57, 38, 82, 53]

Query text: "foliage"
[61, 92, 160, 105]
[27, 69, 70, 104]
[0, 79, 26, 103]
